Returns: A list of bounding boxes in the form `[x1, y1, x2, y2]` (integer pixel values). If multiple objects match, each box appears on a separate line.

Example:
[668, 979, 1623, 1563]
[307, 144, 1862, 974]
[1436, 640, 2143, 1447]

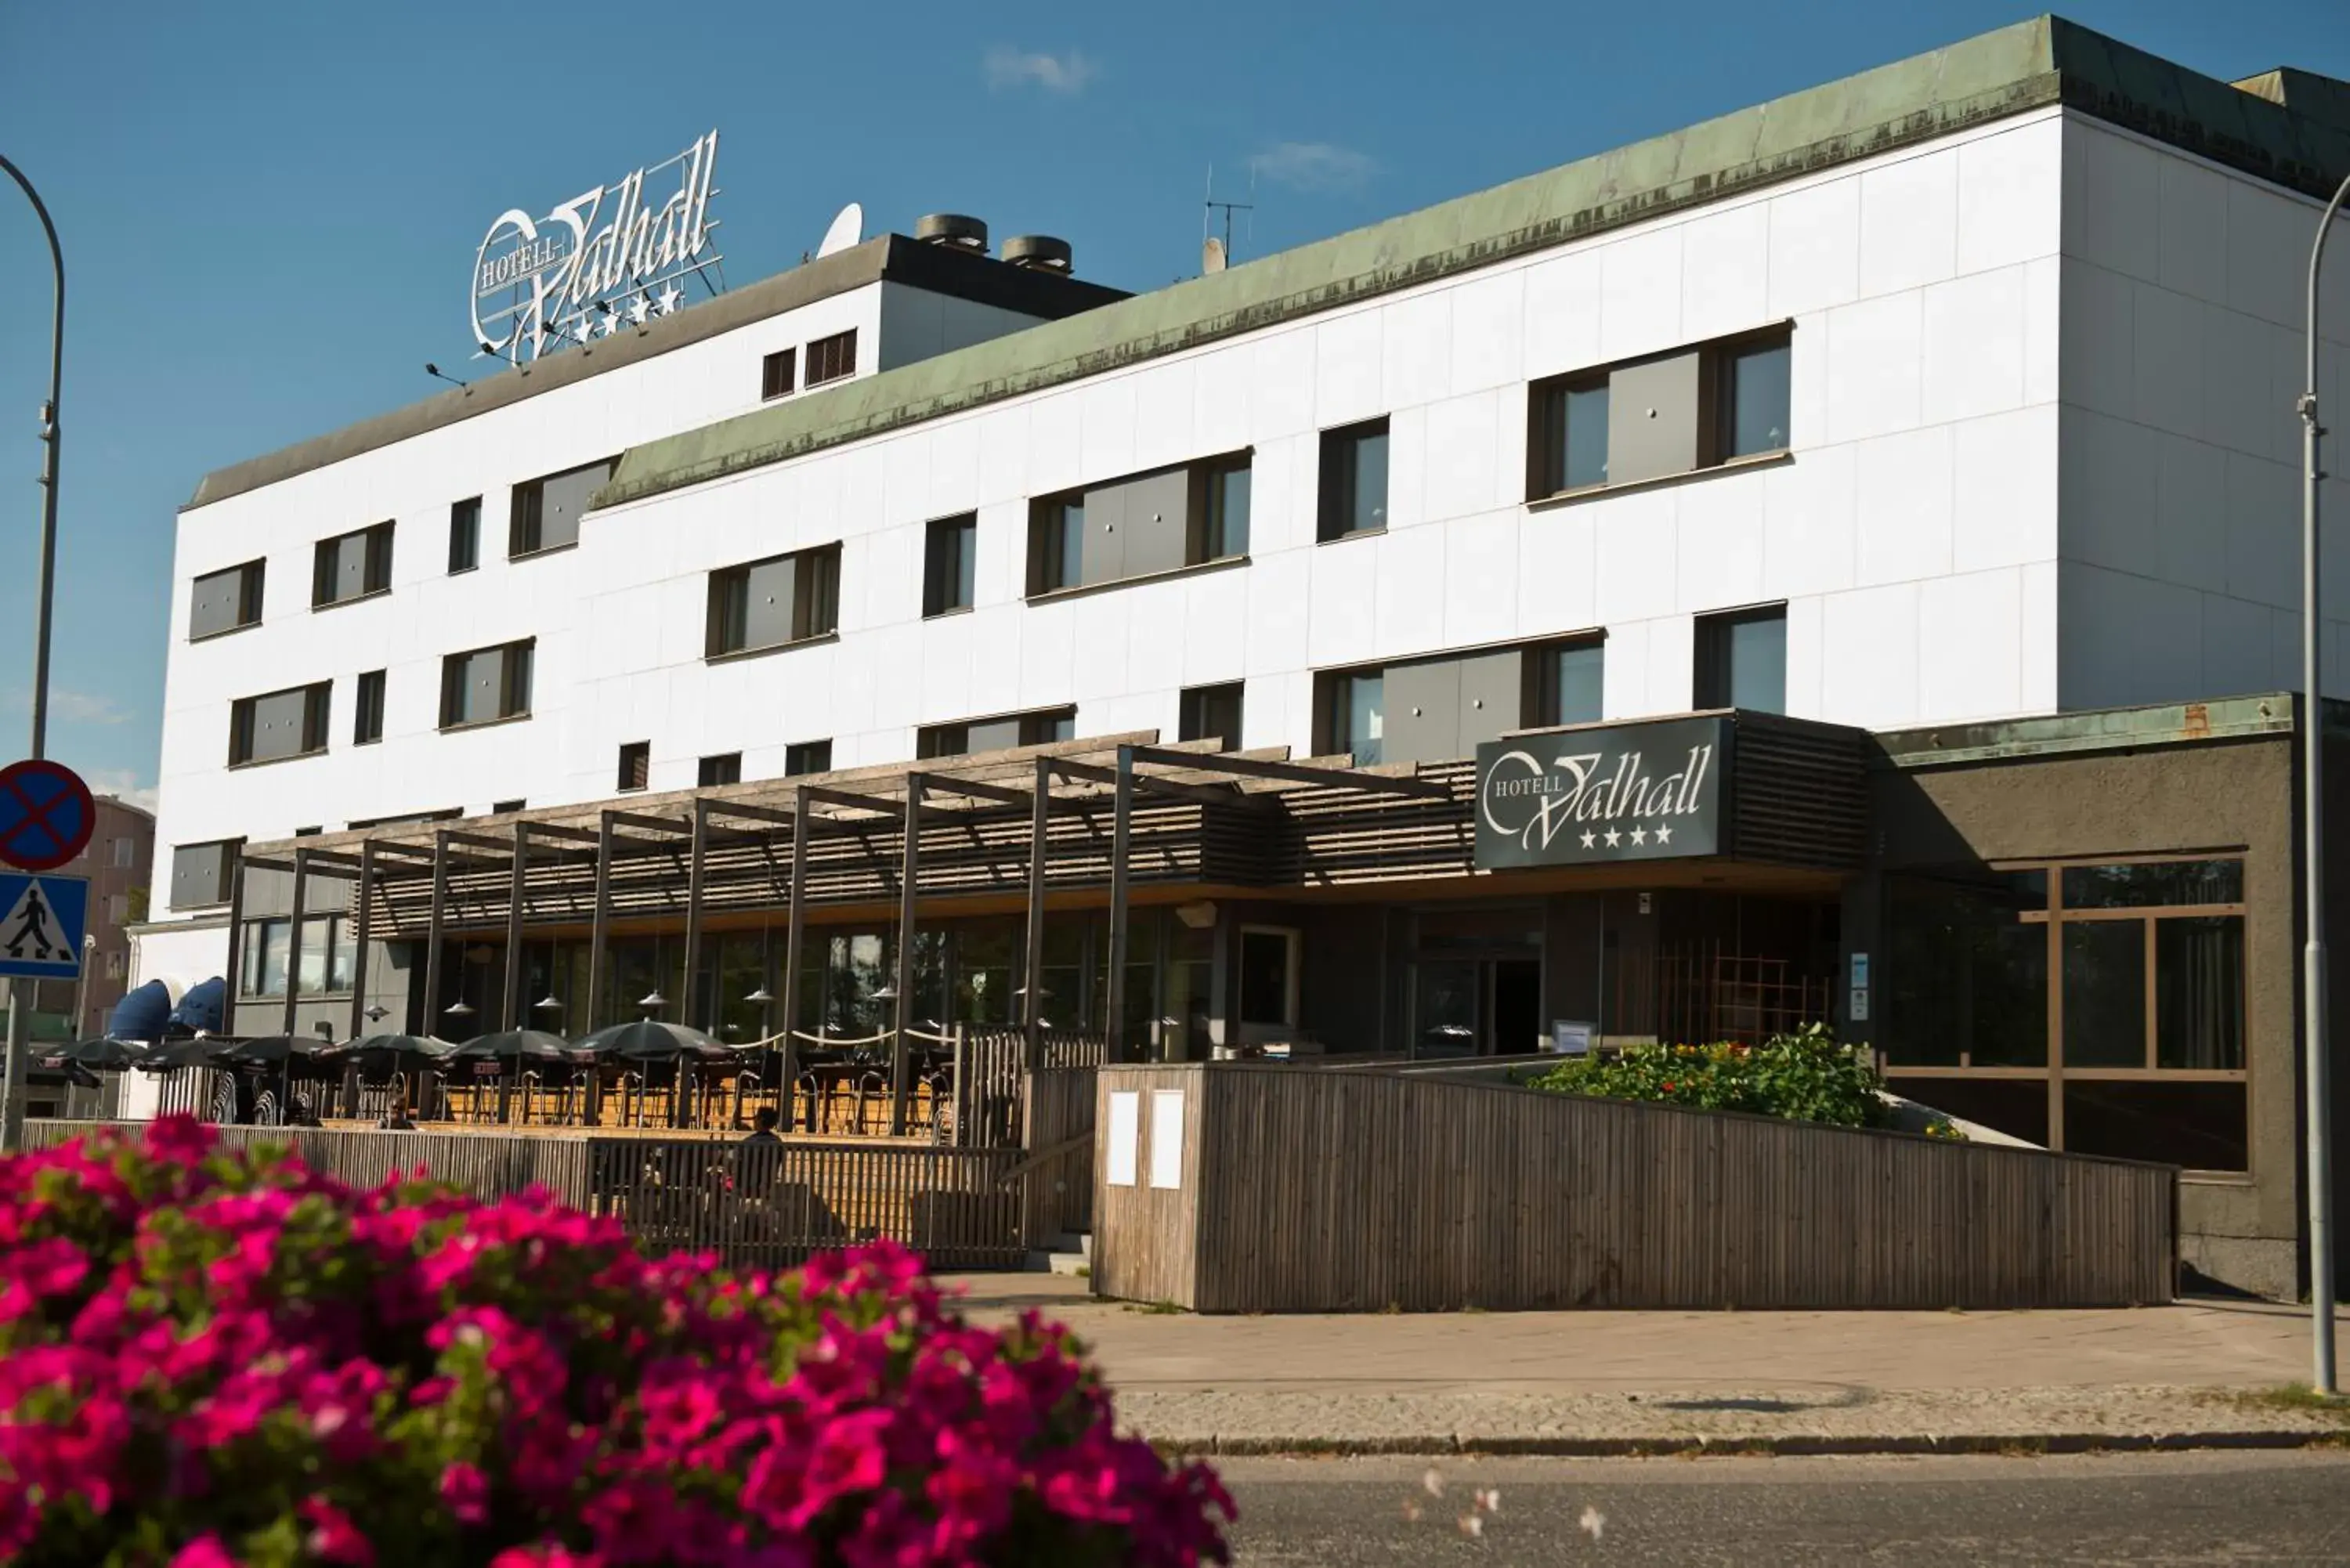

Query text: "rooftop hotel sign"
[1474, 717, 1730, 869]
[470, 132, 722, 365]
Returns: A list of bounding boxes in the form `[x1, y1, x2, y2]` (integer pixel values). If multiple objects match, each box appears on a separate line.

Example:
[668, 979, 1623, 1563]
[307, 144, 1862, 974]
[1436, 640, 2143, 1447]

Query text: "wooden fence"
[957, 1029, 1108, 1147]
[23, 1122, 1029, 1272]
[1092, 1064, 2178, 1313]
[1020, 1067, 1099, 1243]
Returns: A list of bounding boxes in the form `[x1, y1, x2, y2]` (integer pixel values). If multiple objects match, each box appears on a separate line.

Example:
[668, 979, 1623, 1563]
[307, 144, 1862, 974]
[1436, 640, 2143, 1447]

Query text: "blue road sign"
[0, 758, 96, 871]
[0, 873, 86, 981]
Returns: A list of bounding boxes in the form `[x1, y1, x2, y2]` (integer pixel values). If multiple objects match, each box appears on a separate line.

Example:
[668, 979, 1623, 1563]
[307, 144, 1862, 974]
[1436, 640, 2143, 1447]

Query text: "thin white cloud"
[984, 45, 1097, 95]
[1252, 140, 1377, 193]
[2, 687, 131, 725]
[84, 769, 158, 815]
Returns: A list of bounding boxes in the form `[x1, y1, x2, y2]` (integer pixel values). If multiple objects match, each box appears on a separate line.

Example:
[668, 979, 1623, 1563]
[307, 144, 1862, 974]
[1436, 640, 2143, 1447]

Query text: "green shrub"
[1526, 1023, 1892, 1129]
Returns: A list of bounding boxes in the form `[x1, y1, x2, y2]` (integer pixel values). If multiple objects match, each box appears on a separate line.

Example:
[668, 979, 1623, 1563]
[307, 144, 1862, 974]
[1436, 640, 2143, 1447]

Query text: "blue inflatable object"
[167, 975, 226, 1035]
[108, 978, 173, 1043]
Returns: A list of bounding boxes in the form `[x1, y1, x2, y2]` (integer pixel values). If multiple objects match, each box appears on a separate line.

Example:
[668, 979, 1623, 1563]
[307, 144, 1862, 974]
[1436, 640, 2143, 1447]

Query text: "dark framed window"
[1178, 683, 1245, 751]
[1031, 491, 1086, 594]
[448, 497, 481, 573]
[1321, 670, 1384, 766]
[761, 347, 797, 401]
[190, 559, 266, 640]
[311, 522, 393, 609]
[438, 639, 533, 728]
[168, 840, 240, 910]
[230, 681, 331, 765]
[923, 513, 978, 617]
[1530, 374, 1610, 497]
[1882, 855, 2249, 1172]
[1693, 605, 1786, 714]
[240, 913, 355, 999]
[784, 739, 833, 777]
[509, 457, 613, 558]
[707, 544, 841, 657]
[491, 799, 526, 815]
[1528, 639, 1606, 728]
[916, 707, 1076, 760]
[345, 808, 462, 829]
[1028, 450, 1253, 597]
[1317, 418, 1390, 540]
[617, 741, 650, 793]
[805, 329, 857, 386]
[698, 753, 742, 787]
[352, 669, 386, 745]
[1717, 337, 1792, 460]
[1195, 454, 1253, 558]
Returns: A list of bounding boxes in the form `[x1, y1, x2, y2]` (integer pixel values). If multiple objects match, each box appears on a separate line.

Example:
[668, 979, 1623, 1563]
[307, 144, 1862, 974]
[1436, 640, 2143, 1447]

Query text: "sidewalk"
[943, 1274, 2350, 1456]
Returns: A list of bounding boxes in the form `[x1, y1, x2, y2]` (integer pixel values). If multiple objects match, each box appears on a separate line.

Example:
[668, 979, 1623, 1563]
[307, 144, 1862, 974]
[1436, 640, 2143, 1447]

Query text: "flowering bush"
[1526, 1023, 1895, 1129]
[0, 1118, 1231, 1567]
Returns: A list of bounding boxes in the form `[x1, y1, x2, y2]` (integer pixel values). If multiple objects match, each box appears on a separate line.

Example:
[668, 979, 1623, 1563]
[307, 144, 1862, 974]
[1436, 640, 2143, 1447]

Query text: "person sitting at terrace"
[741, 1106, 781, 1144]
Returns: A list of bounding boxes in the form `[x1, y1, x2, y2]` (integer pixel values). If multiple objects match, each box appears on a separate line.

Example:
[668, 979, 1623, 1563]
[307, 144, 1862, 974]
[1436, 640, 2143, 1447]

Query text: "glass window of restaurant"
[1880, 855, 2249, 1171]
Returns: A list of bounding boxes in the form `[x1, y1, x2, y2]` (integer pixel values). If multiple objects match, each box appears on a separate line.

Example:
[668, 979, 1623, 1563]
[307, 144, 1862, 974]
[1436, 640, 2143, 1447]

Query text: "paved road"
[1216, 1451, 2350, 1565]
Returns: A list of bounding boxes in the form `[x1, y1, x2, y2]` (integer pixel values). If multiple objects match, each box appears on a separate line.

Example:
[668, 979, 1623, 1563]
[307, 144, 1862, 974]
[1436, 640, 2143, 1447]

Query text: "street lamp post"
[2298, 171, 2350, 1398]
[0, 154, 64, 1156]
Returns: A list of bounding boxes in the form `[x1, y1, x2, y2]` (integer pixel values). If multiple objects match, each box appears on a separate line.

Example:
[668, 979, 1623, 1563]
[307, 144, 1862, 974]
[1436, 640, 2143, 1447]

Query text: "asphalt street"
[1216, 1450, 2350, 1566]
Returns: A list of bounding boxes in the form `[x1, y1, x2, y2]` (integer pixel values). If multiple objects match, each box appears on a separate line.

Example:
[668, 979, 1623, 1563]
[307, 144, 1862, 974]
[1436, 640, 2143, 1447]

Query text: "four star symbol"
[1655, 823, 1672, 844]
[1578, 829, 1596, 849]
[597, 310, 623, 338]
[656, 283, 684, 316]
[1602, 827, 1621, 848]
[1629, 826, 1648, 846]
[627, 294, 653, 327]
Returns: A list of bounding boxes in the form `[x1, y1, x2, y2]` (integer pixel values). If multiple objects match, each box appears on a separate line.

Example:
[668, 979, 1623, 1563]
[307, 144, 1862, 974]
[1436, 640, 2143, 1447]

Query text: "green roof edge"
[595, 14, 2350, 513]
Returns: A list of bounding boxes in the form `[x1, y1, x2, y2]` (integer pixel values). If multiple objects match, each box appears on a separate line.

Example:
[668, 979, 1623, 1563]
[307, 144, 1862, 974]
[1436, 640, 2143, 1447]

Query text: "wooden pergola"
[223, 735, 1458, 1133]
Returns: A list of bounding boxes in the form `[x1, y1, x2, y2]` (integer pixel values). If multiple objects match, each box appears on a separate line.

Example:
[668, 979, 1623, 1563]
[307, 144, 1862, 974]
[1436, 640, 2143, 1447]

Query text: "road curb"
[1160, 1428, 2350, 1458]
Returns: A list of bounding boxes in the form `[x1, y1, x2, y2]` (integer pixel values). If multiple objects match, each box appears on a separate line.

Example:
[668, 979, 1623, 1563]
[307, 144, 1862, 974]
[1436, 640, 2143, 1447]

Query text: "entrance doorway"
[1412, 956, 1542, 1057]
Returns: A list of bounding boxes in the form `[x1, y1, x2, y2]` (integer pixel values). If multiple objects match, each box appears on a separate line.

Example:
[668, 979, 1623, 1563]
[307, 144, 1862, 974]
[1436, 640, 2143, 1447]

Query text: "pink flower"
[299, 1496, 374, 1566]
[439, 1461, 489, 1524]
[168, 1536, 239, 1568]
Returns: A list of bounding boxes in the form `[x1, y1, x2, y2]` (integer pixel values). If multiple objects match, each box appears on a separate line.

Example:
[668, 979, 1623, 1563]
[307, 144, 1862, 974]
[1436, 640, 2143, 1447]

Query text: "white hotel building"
[127, 16, 2350, 1297]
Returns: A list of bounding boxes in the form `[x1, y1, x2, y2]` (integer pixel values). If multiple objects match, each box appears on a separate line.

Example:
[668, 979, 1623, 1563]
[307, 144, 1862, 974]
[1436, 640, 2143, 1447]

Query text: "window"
[1528, 326, 1792, 500]
[509, 457, 613, 557]
[352, 670, 385, 745]
[1196, 455, 1252, 558]
[1028, 451, 1254, 596]
[1178, 683, 1246, 751]
[345, 808, 462, 830]
[761, 348, 797, 401]
[293, 827, 323, 837]
[310, 522, 393, 609]
[1532, 377, 1611, 495]
[617, 741, 650, 792]
[449, 497, 481, 573]
[168, 840, 237, 910]
[785, 739, 833, 777]
[438, 639, 533, 728]
[110, 837, 135, 869]
[923, 513, 978, 617]
[190, 559, 266, 640]
[1882, 857, 2248, 1172]
[1531, 641, 1607, 728]
[106, 893, 129, 924]
[1317, 418, 1390, 540]
[707, 544, 841, 656]
[698, 753, 742, 787]
[105, 950, 125, 980]
[1325, 672, 1385, 766]
[1694, 605, 1785, 714]
[491, 799, 527, 815]
[804, 329, 857, 386]
[1238, 927, 1300, 1030]
[239, 914, 356, 999]
[230, 681, 332, 765]
[916, 708, 1076, 760]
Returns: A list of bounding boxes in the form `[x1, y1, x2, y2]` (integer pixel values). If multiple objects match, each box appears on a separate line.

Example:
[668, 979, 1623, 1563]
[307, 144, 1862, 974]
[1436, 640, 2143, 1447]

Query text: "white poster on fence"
[1149, 1090, 1184, 1190]
[1107, 1090, 1141, 1187]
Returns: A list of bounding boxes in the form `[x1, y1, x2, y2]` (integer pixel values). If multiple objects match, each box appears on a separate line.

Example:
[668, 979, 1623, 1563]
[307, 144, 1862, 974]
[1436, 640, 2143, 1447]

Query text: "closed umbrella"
[577, 1019, 728, 1062]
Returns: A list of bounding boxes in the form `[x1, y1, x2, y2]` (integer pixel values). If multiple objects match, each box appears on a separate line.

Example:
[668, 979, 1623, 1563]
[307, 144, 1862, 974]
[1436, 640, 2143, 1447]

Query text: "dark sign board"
[1474, 716, 1732, 869]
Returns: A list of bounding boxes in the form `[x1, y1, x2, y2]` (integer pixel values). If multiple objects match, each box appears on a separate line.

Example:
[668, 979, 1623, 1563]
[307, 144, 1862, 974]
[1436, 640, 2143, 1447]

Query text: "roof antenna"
[1203, 163, 1254, 275]
[424, 363, 469, 389]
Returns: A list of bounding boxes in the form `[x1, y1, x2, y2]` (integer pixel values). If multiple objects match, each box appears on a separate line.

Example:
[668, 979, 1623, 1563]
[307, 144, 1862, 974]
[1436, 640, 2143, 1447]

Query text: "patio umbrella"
[321, 1034, 455, 1075]
[210, 1035, 334, 1068]
[52, 1036, 149, 1071]
[137, 1036, 227, 1072]
[28, 1055, 99, 1088]
[577, 1019, 728, 1063]
[446, 1029, 577, 1064]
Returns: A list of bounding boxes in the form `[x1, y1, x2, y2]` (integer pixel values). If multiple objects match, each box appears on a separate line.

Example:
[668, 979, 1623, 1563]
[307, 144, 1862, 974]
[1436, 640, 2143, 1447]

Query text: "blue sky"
[1, 0, 2345, 813]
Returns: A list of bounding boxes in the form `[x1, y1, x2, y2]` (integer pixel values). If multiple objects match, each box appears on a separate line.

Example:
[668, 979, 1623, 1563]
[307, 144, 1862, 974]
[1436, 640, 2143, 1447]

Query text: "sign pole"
[0, 154, 64, 1155]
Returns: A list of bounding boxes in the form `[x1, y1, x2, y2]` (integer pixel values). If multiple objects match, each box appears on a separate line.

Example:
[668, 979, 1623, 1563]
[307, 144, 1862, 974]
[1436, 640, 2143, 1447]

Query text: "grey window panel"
[335, 533, 370, 601]
[1078, 479, 1127, 587]
[462, 649, 504, 723]
[533, 461, 609, 552]
[170, 842, 232, 909]
[190, 569, 246, 638]
[246, 688, 312, 762]
[1381, 658, 1460, 768]
[1606, 352, 1702, 486]
[1453, 649, 1524, 757]
[1112, 468, 1192, 580]
[964, 717, 1025, 753]
[742, 558, 798, 649]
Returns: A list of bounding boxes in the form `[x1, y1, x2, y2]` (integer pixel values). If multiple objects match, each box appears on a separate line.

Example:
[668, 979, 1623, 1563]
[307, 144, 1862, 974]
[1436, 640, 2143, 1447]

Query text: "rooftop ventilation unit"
[914, 213, 989, 252]
[1002, 234, 1074, 274]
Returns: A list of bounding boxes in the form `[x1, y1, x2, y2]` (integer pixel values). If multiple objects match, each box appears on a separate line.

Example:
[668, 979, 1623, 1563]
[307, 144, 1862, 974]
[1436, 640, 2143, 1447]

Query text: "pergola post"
[219, 845, 247, 1041]
[422, 833, 450, 1041]
[499, 822, 527, 1122]
[682, 800, 709, 1033]
[889, 775, 924, 1136]
[587, 812, 613, 1034]
[1024, 755, 1050, 1075]
[280, 847, 309, 1042]
[782, 786, 809, 1130]
[347, 842, 374, 1043]
[1107, 745, 1134, 1062]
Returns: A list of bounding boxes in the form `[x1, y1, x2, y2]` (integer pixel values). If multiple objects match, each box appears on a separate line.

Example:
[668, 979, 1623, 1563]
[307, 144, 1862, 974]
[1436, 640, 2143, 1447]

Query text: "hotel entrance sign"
[470, 131, 722, 365]
[1474, 717, 1730, 869]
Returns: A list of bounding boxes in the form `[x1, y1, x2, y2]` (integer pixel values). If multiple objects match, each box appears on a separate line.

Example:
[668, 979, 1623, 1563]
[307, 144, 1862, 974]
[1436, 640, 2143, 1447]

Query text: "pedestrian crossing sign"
[0, 873, 86, 980]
